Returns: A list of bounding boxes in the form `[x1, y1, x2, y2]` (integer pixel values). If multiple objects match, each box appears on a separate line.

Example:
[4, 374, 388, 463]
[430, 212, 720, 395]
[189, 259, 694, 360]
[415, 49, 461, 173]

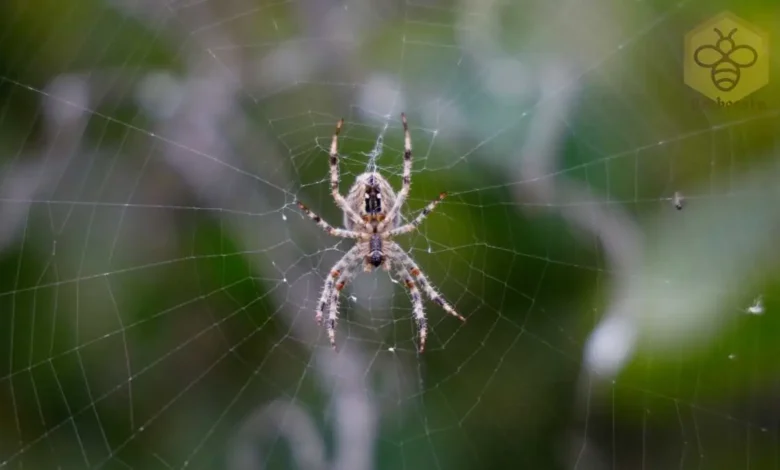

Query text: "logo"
[694, 28, 758, 92]
[684, 12, 768, 104]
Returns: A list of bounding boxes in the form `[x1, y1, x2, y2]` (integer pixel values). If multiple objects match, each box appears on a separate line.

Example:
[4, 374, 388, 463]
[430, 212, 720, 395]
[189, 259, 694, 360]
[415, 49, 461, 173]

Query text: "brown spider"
[296, 114, 465, 352]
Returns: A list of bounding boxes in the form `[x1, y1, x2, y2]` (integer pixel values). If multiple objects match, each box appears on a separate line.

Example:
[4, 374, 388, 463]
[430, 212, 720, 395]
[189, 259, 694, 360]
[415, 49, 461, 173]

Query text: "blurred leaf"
[628, 155, 780, 355]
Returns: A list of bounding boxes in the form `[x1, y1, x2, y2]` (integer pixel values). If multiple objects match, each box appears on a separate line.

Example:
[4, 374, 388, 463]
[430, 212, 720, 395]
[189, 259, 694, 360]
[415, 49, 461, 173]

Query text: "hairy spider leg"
[393, 265, 428, 352]
[386, 192, 447, 237]
[315, 245, 363, 335]
[296, 201, 367, 239]
[388, 242, 466, 323]
[325, 264, 361, 351]
[328, 119, 373, 231]
[378, 113, 414, 232]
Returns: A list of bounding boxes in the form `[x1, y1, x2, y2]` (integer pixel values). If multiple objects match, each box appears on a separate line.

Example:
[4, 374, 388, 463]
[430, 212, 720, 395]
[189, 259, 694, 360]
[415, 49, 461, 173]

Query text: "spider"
[296, 113, 465, 353]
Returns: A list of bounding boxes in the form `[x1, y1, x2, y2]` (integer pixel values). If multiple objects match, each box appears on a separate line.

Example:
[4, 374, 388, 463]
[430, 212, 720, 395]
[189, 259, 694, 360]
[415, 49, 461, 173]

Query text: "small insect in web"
[296, 114, 466, 352]
[673, 191, 684, 210]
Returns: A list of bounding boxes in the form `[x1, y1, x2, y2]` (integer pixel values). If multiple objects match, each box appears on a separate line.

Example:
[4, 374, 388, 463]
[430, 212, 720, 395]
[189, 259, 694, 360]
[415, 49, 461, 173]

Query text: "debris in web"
[673, 191, 684, 210]
[745, 295, 764, 315]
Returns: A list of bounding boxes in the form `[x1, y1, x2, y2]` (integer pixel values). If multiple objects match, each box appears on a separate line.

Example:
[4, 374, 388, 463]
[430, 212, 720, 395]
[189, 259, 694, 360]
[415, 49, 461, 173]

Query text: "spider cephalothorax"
[296, 114, 465, 352]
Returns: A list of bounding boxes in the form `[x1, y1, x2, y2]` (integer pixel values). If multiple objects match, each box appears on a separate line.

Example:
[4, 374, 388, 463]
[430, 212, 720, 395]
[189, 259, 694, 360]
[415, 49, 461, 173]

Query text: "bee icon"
[693, 28, 758, 92]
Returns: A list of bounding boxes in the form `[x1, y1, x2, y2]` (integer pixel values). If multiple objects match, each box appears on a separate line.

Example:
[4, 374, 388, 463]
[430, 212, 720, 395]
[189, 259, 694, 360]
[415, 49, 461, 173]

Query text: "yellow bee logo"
[693, 28, 758, 92]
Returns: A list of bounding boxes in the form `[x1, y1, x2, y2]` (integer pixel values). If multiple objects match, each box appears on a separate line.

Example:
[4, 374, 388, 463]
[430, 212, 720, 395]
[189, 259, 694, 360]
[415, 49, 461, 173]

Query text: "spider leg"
[391, 265, 428, 352]
[385, 192, 447, 238]
[327, 118, 372, 230]
[296, 201, 368, 239]
[315, 244, 363, 350]
[388, 242, 465, 323]
[378, 113, 413, 232]
[326, 265, 358, 351]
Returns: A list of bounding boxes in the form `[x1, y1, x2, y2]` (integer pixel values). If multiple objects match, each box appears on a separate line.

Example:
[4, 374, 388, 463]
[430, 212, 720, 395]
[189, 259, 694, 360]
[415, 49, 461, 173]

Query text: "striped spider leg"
[315, 244, 363, 350]
[386, 242, 465, 352]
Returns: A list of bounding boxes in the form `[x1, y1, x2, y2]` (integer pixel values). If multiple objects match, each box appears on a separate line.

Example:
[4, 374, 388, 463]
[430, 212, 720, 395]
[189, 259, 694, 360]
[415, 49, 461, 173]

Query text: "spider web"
[1, 0, 780, 469]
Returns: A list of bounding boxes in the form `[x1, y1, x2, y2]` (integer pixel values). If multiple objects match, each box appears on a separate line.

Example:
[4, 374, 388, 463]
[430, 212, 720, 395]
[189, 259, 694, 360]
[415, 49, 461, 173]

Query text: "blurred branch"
[228, 400, 326, 470]
[512, 62, 643, 386]
[511, 61, 643, 469]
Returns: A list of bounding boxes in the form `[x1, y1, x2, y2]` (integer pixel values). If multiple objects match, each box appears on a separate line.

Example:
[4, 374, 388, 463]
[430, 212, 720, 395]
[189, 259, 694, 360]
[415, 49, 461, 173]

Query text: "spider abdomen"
[368, 234, 384, 267]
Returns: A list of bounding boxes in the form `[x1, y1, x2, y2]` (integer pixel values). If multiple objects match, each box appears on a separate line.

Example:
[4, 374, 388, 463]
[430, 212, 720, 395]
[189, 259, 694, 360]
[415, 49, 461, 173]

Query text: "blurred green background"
[0, 0, 779, 469]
